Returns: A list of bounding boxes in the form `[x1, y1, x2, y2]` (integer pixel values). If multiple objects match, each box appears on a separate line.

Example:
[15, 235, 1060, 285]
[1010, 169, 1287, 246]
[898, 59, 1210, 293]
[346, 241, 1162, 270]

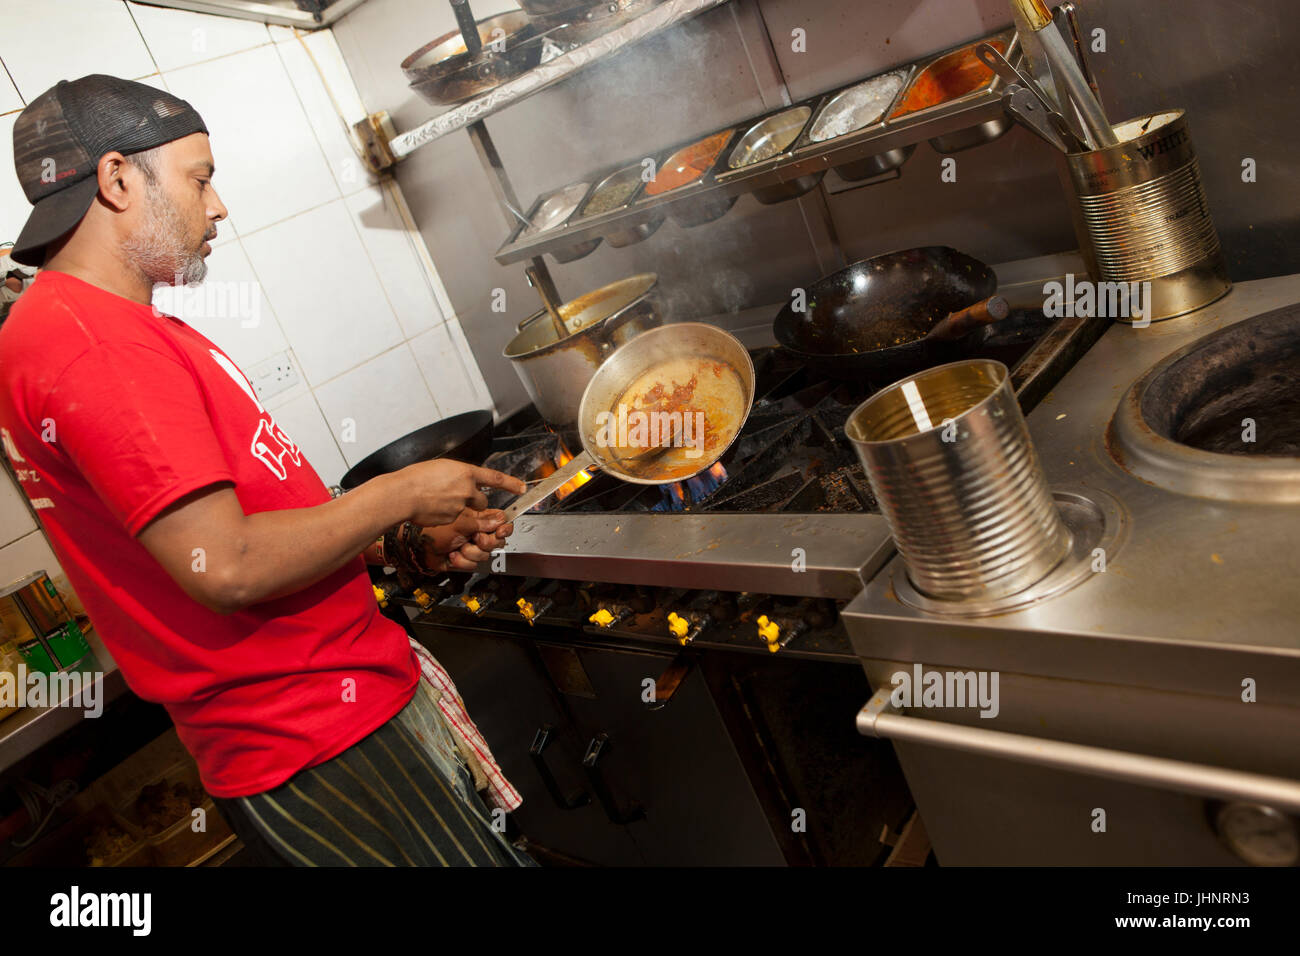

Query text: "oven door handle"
[529, 726, 591, 811]
[856, 689, 1300, 814]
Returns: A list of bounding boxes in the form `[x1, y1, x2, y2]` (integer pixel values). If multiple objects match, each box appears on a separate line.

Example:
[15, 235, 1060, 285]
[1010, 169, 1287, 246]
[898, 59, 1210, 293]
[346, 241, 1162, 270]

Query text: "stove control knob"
[412, 588, 433, 609]
[460, 593, 495, 616]
[589, 608, 616, 628]
[757, 615, 803, 653]
[667, 611, 705, 645]
[372, 584, 389, 608]
[516, 597, 552, 627]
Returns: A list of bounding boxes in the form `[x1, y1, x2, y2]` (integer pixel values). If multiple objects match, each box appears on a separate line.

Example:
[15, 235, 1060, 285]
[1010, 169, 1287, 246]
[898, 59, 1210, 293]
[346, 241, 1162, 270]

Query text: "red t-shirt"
[0, 270, 419, 797]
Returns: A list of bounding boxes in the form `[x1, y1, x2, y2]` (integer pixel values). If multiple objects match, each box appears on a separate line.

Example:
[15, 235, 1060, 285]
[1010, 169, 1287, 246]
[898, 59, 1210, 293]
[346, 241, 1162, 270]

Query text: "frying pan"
[772, 246, 1000, 381]
[339, 410, 494, 490]
[503, 324, 755, 520]
[402, 11, 541, 107]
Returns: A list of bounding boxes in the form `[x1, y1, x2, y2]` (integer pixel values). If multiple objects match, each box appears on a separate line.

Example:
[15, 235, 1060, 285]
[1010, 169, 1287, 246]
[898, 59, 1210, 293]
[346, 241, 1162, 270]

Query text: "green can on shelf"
[0, 570, 90, 671]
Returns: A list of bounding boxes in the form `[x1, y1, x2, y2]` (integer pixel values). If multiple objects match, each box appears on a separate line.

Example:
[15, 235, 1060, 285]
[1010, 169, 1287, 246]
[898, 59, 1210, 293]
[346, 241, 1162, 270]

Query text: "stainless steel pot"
[504, 274, 663, 426]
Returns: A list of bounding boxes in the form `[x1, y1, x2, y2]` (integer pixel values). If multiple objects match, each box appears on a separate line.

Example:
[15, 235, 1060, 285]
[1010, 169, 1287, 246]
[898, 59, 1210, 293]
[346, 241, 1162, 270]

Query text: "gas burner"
[1108, 305, 1300, 502]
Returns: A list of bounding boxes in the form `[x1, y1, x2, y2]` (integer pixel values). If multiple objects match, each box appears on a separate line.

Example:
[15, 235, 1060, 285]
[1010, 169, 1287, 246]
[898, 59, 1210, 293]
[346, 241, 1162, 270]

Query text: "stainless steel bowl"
[728, 107, 813, 170]
[752, 171, 825, 205]
[520, 182, 602, 261]
[580, 164, 662, 247]
[727, 106, 824, 204]
[929, 115, 1013, 153]
[807, 70, 908, 143]
[669, 193, 738, 228]
[834, 143, 916, 182]
[606, 215, 664, 247]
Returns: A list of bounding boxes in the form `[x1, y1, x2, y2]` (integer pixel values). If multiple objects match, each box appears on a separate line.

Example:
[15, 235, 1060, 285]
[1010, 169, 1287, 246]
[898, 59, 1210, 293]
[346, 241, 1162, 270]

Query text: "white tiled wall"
[0, 1, 493, 588]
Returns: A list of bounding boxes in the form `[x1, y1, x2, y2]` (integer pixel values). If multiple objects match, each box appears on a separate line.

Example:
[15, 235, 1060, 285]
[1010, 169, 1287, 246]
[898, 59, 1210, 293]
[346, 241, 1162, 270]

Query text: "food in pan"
[809, 70, 908, 142]
[605, 356, 747, 482]
[889, 39, 1004, 119]
[521, 182, 590, 237]
[644, 131, 733, 196]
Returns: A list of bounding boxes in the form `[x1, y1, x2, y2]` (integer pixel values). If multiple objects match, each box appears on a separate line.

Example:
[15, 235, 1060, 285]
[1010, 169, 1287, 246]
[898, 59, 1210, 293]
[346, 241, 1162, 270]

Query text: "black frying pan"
[339, 410, 494, 491]
[773, 247, 999, 382]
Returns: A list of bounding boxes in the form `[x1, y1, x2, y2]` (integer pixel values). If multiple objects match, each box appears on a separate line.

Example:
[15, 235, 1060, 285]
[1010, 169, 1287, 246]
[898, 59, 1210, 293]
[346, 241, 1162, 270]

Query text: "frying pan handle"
[929, 295, 1010, 341]
[502, 450, 597, 521]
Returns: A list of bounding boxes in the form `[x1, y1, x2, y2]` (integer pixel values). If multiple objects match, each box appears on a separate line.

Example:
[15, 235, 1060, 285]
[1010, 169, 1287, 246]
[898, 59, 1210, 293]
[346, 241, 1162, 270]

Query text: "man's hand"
[398, 460, 525, 527]
[414, 509, 515, 573]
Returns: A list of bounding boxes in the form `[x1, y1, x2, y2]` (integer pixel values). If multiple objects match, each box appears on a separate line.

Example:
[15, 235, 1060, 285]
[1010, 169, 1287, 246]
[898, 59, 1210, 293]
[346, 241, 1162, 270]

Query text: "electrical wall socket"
[248, 351, 300, 403]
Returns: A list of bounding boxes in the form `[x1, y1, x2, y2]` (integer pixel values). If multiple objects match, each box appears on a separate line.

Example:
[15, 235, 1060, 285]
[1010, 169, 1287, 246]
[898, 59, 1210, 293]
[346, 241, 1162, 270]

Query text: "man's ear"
[95, 151, 134, 212]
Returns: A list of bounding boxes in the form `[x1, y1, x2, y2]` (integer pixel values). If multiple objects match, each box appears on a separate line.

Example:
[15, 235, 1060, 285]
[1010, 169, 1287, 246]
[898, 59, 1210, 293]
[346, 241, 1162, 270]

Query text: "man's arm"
[137, 460, 523, 614]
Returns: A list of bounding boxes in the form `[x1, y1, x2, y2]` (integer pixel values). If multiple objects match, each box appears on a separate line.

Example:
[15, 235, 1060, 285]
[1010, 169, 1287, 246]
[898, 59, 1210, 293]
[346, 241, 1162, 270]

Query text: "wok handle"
[502, 450, 596, 521]
[928, 295, 1010, 341]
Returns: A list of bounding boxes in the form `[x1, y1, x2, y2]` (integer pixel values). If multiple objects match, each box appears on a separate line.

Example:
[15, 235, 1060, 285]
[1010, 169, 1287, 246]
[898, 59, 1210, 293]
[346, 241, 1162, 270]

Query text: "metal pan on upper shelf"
[533, 0, 665, 44]
[502, 323, 755, 520]
[401, 11, 541, 107]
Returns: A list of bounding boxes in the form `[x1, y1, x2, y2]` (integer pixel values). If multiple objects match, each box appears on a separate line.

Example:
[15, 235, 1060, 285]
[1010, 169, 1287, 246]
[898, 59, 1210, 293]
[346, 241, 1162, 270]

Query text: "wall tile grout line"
[0, 56, 24, 108]
[122, 0, 164, 79]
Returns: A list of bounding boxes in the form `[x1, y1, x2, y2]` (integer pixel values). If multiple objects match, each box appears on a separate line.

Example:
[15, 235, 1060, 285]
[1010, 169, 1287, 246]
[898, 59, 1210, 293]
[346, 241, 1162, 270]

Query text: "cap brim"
[10, 176, 100, 267]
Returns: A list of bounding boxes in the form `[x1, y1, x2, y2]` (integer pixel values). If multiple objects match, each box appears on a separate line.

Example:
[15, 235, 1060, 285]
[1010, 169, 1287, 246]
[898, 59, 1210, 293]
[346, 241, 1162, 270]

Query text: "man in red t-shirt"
[0, 75, 533, 866]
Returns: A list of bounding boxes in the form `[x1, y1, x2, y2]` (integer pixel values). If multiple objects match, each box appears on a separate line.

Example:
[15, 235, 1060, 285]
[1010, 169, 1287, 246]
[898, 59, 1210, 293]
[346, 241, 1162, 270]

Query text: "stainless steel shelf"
[388, 0, 736, 156]
[493, 84, 1012, 265]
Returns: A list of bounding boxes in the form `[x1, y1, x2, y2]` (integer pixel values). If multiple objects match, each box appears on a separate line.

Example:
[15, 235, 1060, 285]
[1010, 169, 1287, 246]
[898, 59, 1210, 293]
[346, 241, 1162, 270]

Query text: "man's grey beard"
[122, 184, 207, 287]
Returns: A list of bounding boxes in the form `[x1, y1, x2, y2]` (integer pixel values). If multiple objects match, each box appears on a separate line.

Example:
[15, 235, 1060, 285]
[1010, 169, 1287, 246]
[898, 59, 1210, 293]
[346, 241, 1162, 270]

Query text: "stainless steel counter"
[498, 512, 895, 599]
[844, 271, 1300, 702]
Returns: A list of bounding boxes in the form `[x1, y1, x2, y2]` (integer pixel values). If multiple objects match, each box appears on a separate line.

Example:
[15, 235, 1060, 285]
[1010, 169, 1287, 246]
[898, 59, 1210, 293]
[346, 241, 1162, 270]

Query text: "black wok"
[773, 246, 998, 382]
[339, 410, 494, 490]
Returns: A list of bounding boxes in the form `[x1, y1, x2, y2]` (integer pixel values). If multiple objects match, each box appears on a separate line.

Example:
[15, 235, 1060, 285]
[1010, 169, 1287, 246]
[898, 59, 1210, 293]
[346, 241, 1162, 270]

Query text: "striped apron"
[213, 676, 537, 867]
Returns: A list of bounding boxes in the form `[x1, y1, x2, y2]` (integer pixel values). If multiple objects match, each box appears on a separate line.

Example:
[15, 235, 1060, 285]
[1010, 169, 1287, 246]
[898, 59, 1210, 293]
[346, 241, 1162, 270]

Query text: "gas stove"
[378, 306, 1064, 658]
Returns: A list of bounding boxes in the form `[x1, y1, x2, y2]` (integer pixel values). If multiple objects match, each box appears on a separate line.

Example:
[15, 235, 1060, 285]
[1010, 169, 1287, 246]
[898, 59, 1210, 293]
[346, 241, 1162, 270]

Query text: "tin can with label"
[1061, 109, 1231, 323]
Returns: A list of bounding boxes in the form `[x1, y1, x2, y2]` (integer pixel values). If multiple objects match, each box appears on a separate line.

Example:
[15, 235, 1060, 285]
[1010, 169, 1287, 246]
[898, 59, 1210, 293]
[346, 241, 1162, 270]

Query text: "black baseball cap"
[10, 75, 209, 267]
